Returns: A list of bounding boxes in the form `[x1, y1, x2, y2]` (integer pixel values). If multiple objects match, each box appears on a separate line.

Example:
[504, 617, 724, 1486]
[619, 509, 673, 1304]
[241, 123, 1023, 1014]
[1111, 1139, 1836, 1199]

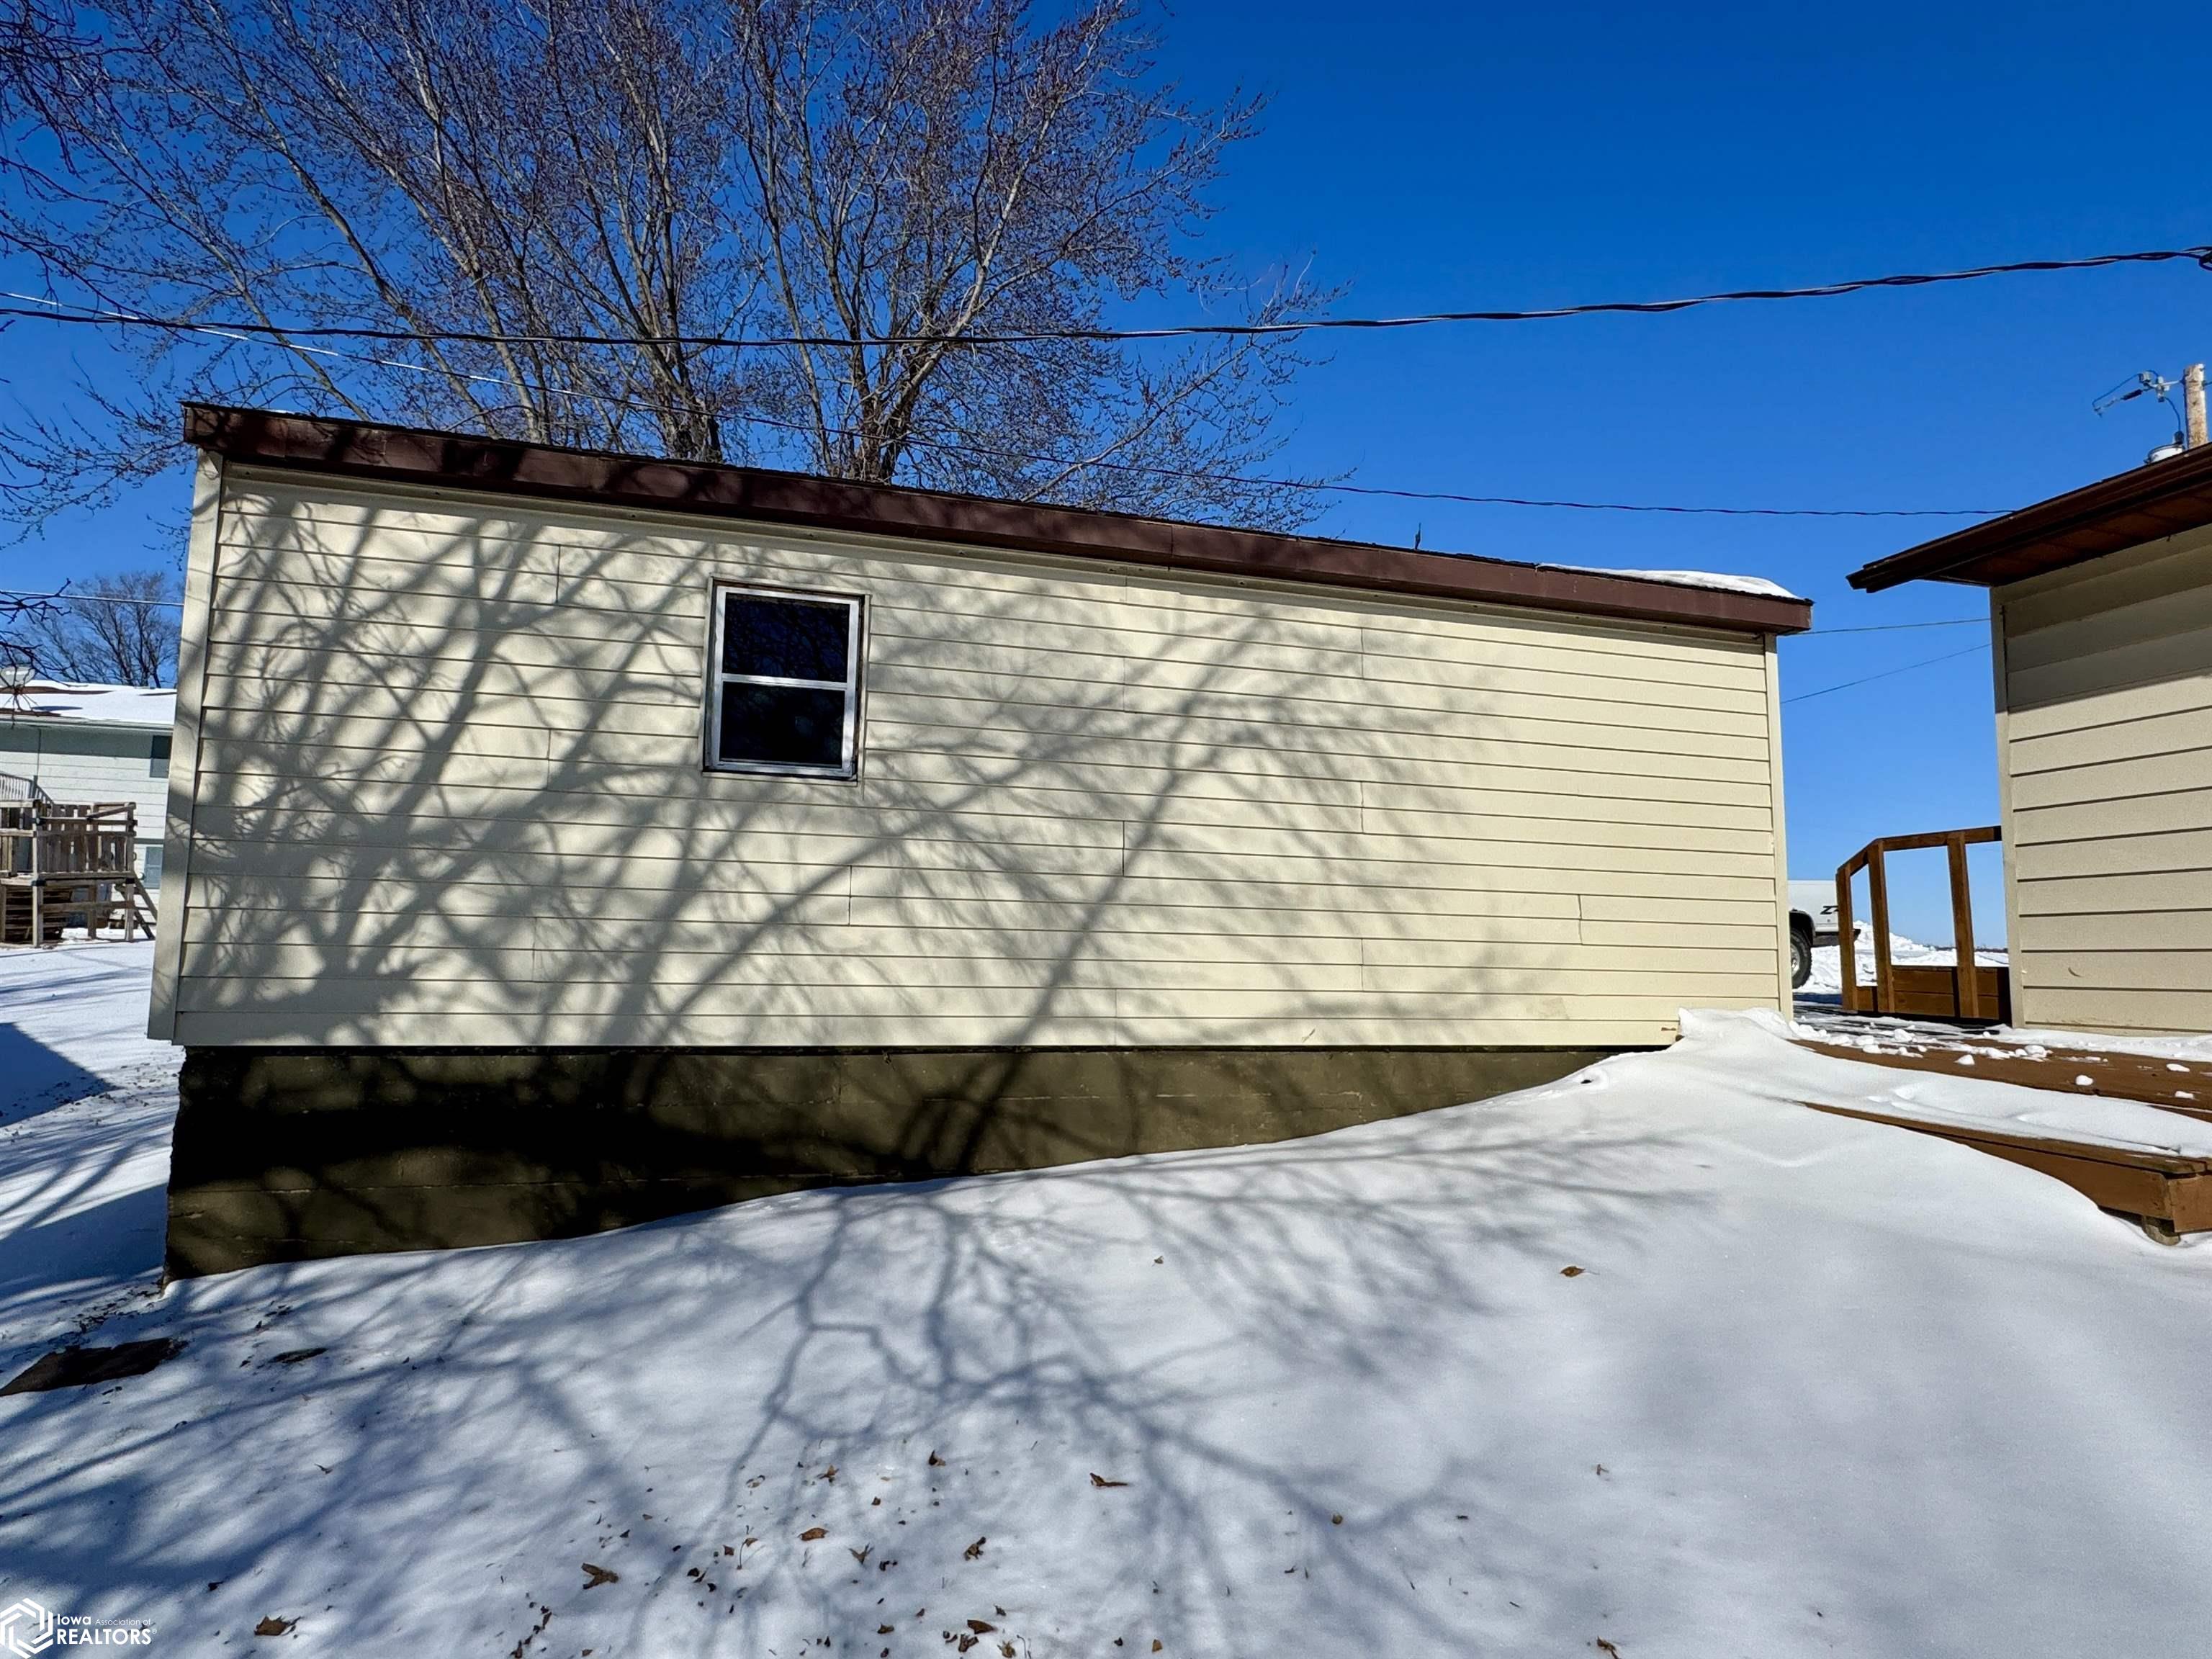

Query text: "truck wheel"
[1790, 922, 1813, 989]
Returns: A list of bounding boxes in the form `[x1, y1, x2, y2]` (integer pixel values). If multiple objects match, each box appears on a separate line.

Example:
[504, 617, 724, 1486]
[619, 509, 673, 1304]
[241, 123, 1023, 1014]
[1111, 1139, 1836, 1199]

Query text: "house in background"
[0, 679, 176, 886]
[153, 405, 1810, 1274]
[1851, 444, 2212, 1035]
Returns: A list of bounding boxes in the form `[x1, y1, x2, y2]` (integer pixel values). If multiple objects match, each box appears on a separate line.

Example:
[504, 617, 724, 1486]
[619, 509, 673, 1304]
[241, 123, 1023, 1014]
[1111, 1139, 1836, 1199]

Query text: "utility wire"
[1799, 616, 1984, 635]
[4, 266, 2044, 523]
[0, 586, 180, 608]
[1784, 641, 1989, 703]
[6, 243, 2206, 349]
[0, 291, 2008, 519]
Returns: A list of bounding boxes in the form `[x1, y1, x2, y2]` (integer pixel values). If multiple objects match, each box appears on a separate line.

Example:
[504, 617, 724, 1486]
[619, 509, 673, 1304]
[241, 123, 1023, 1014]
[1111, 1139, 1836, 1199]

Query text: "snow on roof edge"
[0, 680, 177, 728]
[1540, 564, 1802, 601]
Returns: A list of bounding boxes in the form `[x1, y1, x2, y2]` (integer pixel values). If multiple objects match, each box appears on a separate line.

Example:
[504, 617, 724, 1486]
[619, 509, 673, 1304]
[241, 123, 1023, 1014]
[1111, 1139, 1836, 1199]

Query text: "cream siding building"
[1853, 449, 2212, 1034]
[158, 405, 1810, 1272]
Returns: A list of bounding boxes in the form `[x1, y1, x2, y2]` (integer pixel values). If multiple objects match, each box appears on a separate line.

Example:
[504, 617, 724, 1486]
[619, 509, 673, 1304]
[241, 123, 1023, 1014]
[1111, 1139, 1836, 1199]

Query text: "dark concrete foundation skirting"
[166, 1045, 1622, 1276]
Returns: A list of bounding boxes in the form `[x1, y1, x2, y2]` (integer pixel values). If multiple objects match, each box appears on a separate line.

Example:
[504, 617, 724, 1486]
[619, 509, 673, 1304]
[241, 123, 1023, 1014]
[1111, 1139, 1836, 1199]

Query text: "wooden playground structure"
[0, 784, 158, 945]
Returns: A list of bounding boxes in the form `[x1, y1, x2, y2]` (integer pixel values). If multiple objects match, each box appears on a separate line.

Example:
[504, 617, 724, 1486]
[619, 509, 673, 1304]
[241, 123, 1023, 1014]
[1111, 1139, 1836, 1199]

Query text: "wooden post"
[29, 804, 42, 950]
[1835, 858, 1861, 1013]
[2189, 364, 2208, 451]
[1948, 832, 1982, 1019]
[1869, 845, 1894, 1014]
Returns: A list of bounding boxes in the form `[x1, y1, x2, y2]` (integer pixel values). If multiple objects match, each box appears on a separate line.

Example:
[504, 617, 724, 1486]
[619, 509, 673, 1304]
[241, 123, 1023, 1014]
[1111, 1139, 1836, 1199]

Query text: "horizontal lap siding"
[2000, 527, 2212, 1030]
[0, 727, 169, 878]
[155, 467, 1784, 1047]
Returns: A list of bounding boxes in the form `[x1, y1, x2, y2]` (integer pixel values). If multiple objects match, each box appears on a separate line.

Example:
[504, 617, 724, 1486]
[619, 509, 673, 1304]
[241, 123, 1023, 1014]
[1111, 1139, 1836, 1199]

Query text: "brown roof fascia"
[1848, 443, 2212, 593]
[182, 404, 1810, 637]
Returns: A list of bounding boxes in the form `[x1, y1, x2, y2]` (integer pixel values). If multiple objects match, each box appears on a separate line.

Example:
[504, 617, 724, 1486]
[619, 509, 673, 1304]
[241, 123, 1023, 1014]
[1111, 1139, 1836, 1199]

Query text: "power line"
[1784, 641, 1989, 703]
[0, 282, 2026, 520]
[0, 587, 181, 608]
[1259, 482, 1997, 518]
[4, 241, 2207, 352]
[0, 289, 2010, 519]
[1799, 616, 1984, 635]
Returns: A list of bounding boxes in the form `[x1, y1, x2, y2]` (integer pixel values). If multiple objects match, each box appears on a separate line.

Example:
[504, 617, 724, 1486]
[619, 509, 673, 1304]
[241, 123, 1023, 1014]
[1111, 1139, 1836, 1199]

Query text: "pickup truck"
[1786, 879, 1843, 989]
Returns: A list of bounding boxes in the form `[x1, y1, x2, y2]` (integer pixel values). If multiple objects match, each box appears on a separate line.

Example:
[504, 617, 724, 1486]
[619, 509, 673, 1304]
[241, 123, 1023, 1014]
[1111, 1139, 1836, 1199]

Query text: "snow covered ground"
[4, 945, 2211, 1656]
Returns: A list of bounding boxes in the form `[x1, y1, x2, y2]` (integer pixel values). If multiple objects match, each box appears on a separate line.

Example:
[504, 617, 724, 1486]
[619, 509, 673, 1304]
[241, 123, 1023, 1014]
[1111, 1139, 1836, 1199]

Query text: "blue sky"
[6, 0, 2207, 940]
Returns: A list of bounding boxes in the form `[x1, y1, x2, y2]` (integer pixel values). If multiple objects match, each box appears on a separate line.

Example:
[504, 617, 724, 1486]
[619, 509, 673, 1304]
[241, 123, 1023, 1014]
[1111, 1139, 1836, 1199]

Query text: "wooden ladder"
[120, 873, 157, 940]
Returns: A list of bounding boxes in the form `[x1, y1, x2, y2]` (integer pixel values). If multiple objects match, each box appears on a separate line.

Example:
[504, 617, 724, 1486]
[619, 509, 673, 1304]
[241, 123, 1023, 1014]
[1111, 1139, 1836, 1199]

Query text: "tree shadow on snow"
[0, 1025, 115, 1126]
[0, 1082, 1703, 1655]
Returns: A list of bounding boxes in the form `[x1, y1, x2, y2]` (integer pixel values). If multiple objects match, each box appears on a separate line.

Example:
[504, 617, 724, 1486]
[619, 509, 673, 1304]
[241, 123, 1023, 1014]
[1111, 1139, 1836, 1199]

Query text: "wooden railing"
[1836, 826, 2006, 1021]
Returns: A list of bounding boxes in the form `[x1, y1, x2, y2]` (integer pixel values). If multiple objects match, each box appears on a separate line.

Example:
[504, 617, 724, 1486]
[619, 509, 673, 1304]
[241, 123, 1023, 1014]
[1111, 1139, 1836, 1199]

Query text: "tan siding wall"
[1998, 525, 2212, 1032]
[150, 464, 1788, 1048]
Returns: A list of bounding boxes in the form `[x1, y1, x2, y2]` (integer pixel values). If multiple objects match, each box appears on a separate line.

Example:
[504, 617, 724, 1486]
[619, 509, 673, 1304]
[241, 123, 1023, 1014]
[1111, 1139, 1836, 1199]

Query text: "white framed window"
[705, 581, 866, 778]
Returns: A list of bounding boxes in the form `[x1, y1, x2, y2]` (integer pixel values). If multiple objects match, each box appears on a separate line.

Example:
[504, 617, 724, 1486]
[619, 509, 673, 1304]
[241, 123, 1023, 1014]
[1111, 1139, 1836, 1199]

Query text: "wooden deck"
[1794, 1016, 2212, 1120]
[1794, 1016, 2212, 1237]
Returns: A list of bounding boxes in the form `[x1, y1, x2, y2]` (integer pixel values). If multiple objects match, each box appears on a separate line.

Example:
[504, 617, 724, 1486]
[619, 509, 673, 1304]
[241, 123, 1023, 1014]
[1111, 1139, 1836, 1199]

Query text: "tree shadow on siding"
[172, 477, 1771, 1259]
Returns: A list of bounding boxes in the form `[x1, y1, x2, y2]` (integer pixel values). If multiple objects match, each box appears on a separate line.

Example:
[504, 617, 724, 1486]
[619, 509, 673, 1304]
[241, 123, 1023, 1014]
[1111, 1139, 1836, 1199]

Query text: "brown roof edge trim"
[184, 404, 1810, 636]
[1848, 441, 2212, 593]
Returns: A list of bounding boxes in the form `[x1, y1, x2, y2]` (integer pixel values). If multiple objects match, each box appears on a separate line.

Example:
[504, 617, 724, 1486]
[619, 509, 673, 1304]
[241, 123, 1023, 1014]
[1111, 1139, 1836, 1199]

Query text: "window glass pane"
[719, 682, 848, 769]
[722, 593, 850, 681]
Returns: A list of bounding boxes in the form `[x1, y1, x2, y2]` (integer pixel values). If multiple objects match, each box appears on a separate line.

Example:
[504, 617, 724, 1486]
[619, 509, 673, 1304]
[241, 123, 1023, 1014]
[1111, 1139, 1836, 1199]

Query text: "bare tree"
[20, 569, 180, 685]
[0, 0, 1331, 530]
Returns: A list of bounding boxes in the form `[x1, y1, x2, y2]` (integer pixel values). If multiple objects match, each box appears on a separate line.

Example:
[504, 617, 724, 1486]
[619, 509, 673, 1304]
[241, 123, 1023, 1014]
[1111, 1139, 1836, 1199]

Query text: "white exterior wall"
[0, 721, 170, 883]
[150, 461, 1790, 1048]
[1996, 524, 2212, 1033]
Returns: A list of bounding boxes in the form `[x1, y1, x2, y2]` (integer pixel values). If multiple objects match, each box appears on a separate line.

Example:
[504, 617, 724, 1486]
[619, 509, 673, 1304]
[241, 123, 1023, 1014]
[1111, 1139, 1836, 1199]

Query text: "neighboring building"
[1851, 444, 2212, 1035]
[155, 404, 1810, 1273]
[0, 679, 176, 886]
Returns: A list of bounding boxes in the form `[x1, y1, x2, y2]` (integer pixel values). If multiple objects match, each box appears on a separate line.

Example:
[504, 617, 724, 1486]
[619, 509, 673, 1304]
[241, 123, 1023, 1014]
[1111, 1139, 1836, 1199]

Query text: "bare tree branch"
[0, 0, 1334, 534]
[14, 567, 179, 684]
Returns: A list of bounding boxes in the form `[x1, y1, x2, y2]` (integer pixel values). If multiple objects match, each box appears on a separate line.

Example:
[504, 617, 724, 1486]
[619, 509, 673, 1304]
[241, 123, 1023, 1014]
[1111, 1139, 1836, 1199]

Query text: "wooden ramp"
[1799, 1097, 2212, 1240]
[1794, 1020, 2212, 1237]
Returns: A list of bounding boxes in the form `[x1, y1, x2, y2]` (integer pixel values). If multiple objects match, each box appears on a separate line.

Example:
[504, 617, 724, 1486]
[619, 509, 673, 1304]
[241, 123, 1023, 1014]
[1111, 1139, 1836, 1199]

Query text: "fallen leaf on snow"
[964, 1537, 986, 1560]
[1560, 1266, 1586, 1278]
[1089, 1473, 1128, 1488]
[799, 1527, 827, 1541]
[253, 1616, 295, 1636]
[967, 1619, 996, 1632]
[580, 1563, 619, 1588]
